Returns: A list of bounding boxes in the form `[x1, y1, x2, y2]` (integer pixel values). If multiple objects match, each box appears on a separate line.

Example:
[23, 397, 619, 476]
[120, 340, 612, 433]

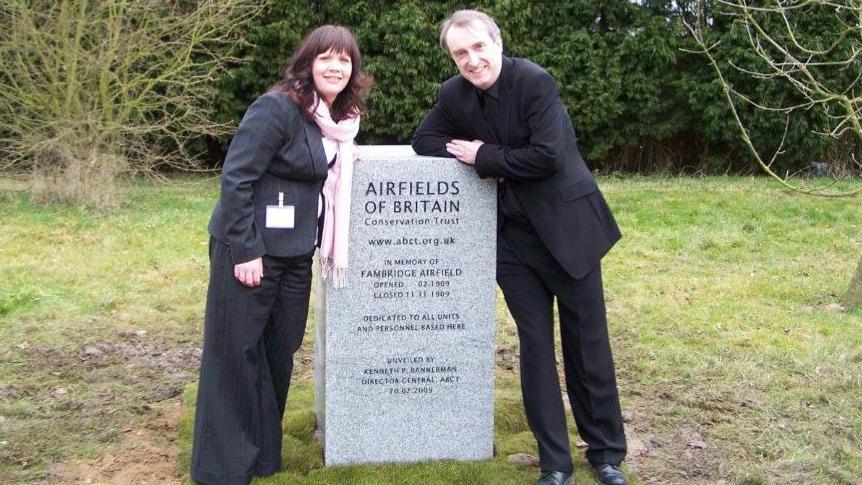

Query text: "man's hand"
[234, 257, 264, 287]
[446, 139, 483, 165]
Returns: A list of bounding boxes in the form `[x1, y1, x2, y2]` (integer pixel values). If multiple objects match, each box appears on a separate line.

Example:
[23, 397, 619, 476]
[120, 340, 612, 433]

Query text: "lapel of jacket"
[496, 56, 515, 145]
[303, 120, 328, 177]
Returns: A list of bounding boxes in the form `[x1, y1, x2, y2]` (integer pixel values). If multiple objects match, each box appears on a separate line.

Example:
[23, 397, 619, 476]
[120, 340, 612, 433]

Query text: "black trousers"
[497, 223, 627, 472]
[191, 238, 312, 485]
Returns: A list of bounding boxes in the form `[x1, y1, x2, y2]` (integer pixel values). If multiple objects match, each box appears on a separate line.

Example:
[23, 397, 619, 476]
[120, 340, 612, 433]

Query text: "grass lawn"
[1, 175, 860, 483]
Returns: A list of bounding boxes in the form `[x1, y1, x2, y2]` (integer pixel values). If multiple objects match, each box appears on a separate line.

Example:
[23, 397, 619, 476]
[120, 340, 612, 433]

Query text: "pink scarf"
[312, 97, 360, 288]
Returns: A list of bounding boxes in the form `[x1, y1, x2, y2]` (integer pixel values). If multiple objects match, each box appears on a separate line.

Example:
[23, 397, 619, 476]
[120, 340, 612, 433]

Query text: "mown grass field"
[1, 175, 860, 484]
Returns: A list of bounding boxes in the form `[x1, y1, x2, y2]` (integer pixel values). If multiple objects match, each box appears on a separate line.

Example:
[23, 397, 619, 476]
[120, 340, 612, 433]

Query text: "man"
[412, 10, 628, 485]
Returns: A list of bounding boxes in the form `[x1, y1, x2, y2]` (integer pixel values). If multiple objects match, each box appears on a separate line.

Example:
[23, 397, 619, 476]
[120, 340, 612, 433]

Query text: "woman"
[191, 25, 371, 484]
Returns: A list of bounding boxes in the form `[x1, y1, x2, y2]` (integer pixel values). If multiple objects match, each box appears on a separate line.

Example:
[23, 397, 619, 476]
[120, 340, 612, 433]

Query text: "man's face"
[445, 22, 503, 91]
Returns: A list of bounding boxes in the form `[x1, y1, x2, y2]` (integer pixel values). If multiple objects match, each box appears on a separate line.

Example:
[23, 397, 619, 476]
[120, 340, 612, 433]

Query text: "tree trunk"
[845, 252, 862, 311]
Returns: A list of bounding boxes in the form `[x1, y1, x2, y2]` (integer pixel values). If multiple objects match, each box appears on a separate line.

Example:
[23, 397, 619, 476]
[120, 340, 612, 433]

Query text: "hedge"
[210, 0, 849, 174]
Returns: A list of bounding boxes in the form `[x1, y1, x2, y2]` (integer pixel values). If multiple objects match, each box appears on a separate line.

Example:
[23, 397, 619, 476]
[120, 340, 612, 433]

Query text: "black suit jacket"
[412, 56, 621, 279]
[209, 92, 329, 264]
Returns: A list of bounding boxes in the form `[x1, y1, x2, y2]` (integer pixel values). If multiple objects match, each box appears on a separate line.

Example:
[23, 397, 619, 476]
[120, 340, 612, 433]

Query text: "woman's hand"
[234, 257, 264, 287]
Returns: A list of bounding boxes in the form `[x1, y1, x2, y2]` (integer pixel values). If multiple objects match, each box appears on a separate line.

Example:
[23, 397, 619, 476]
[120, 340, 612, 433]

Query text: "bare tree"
[685, 0, 862, 310]
[0, 0, 262, 209]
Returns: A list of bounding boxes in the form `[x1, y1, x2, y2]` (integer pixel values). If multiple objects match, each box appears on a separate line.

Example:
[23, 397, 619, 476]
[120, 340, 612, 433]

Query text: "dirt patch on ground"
[47, 398, 185, 484]
[15, 331, 201, 405]
[2, 331, 203, 482]
[490, 362, 733, 483]
[617, 385, 739, 484]
[22, 332, 317, 484]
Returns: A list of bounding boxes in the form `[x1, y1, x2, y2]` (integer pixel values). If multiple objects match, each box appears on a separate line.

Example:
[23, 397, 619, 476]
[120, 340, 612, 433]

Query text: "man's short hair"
[439, 10, 502, 53]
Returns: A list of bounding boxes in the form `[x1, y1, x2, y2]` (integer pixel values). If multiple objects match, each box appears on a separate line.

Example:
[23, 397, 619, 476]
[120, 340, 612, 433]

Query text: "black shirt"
[477, 78, 533, 231]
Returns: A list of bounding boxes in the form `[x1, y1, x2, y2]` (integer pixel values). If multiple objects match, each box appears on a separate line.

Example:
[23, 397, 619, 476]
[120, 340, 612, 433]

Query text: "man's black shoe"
[593, 464, 626, 485]
[536, 470, 574, 485]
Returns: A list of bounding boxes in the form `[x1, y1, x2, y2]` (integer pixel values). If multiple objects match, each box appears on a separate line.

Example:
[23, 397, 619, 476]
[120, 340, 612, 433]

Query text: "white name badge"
[266, 205, 295, 228]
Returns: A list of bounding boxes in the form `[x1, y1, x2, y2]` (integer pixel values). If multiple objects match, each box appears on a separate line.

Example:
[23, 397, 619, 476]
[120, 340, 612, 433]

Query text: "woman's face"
[312, 48, 352, 105]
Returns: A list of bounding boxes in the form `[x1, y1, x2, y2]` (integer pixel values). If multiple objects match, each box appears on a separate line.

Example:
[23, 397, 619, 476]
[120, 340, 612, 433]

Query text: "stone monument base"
[314, 146, 497, 466]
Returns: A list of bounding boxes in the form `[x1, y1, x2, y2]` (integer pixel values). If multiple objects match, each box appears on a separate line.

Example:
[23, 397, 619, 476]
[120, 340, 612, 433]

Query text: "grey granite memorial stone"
[314, 145, 497, 465]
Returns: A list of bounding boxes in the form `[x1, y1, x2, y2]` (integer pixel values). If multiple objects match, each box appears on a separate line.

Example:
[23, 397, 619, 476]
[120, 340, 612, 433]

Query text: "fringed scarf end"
[320, 258, 347, 289]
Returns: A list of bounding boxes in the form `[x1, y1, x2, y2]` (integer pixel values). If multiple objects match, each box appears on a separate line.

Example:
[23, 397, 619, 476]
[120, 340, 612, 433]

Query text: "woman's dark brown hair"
[270, 25, 372, 122]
